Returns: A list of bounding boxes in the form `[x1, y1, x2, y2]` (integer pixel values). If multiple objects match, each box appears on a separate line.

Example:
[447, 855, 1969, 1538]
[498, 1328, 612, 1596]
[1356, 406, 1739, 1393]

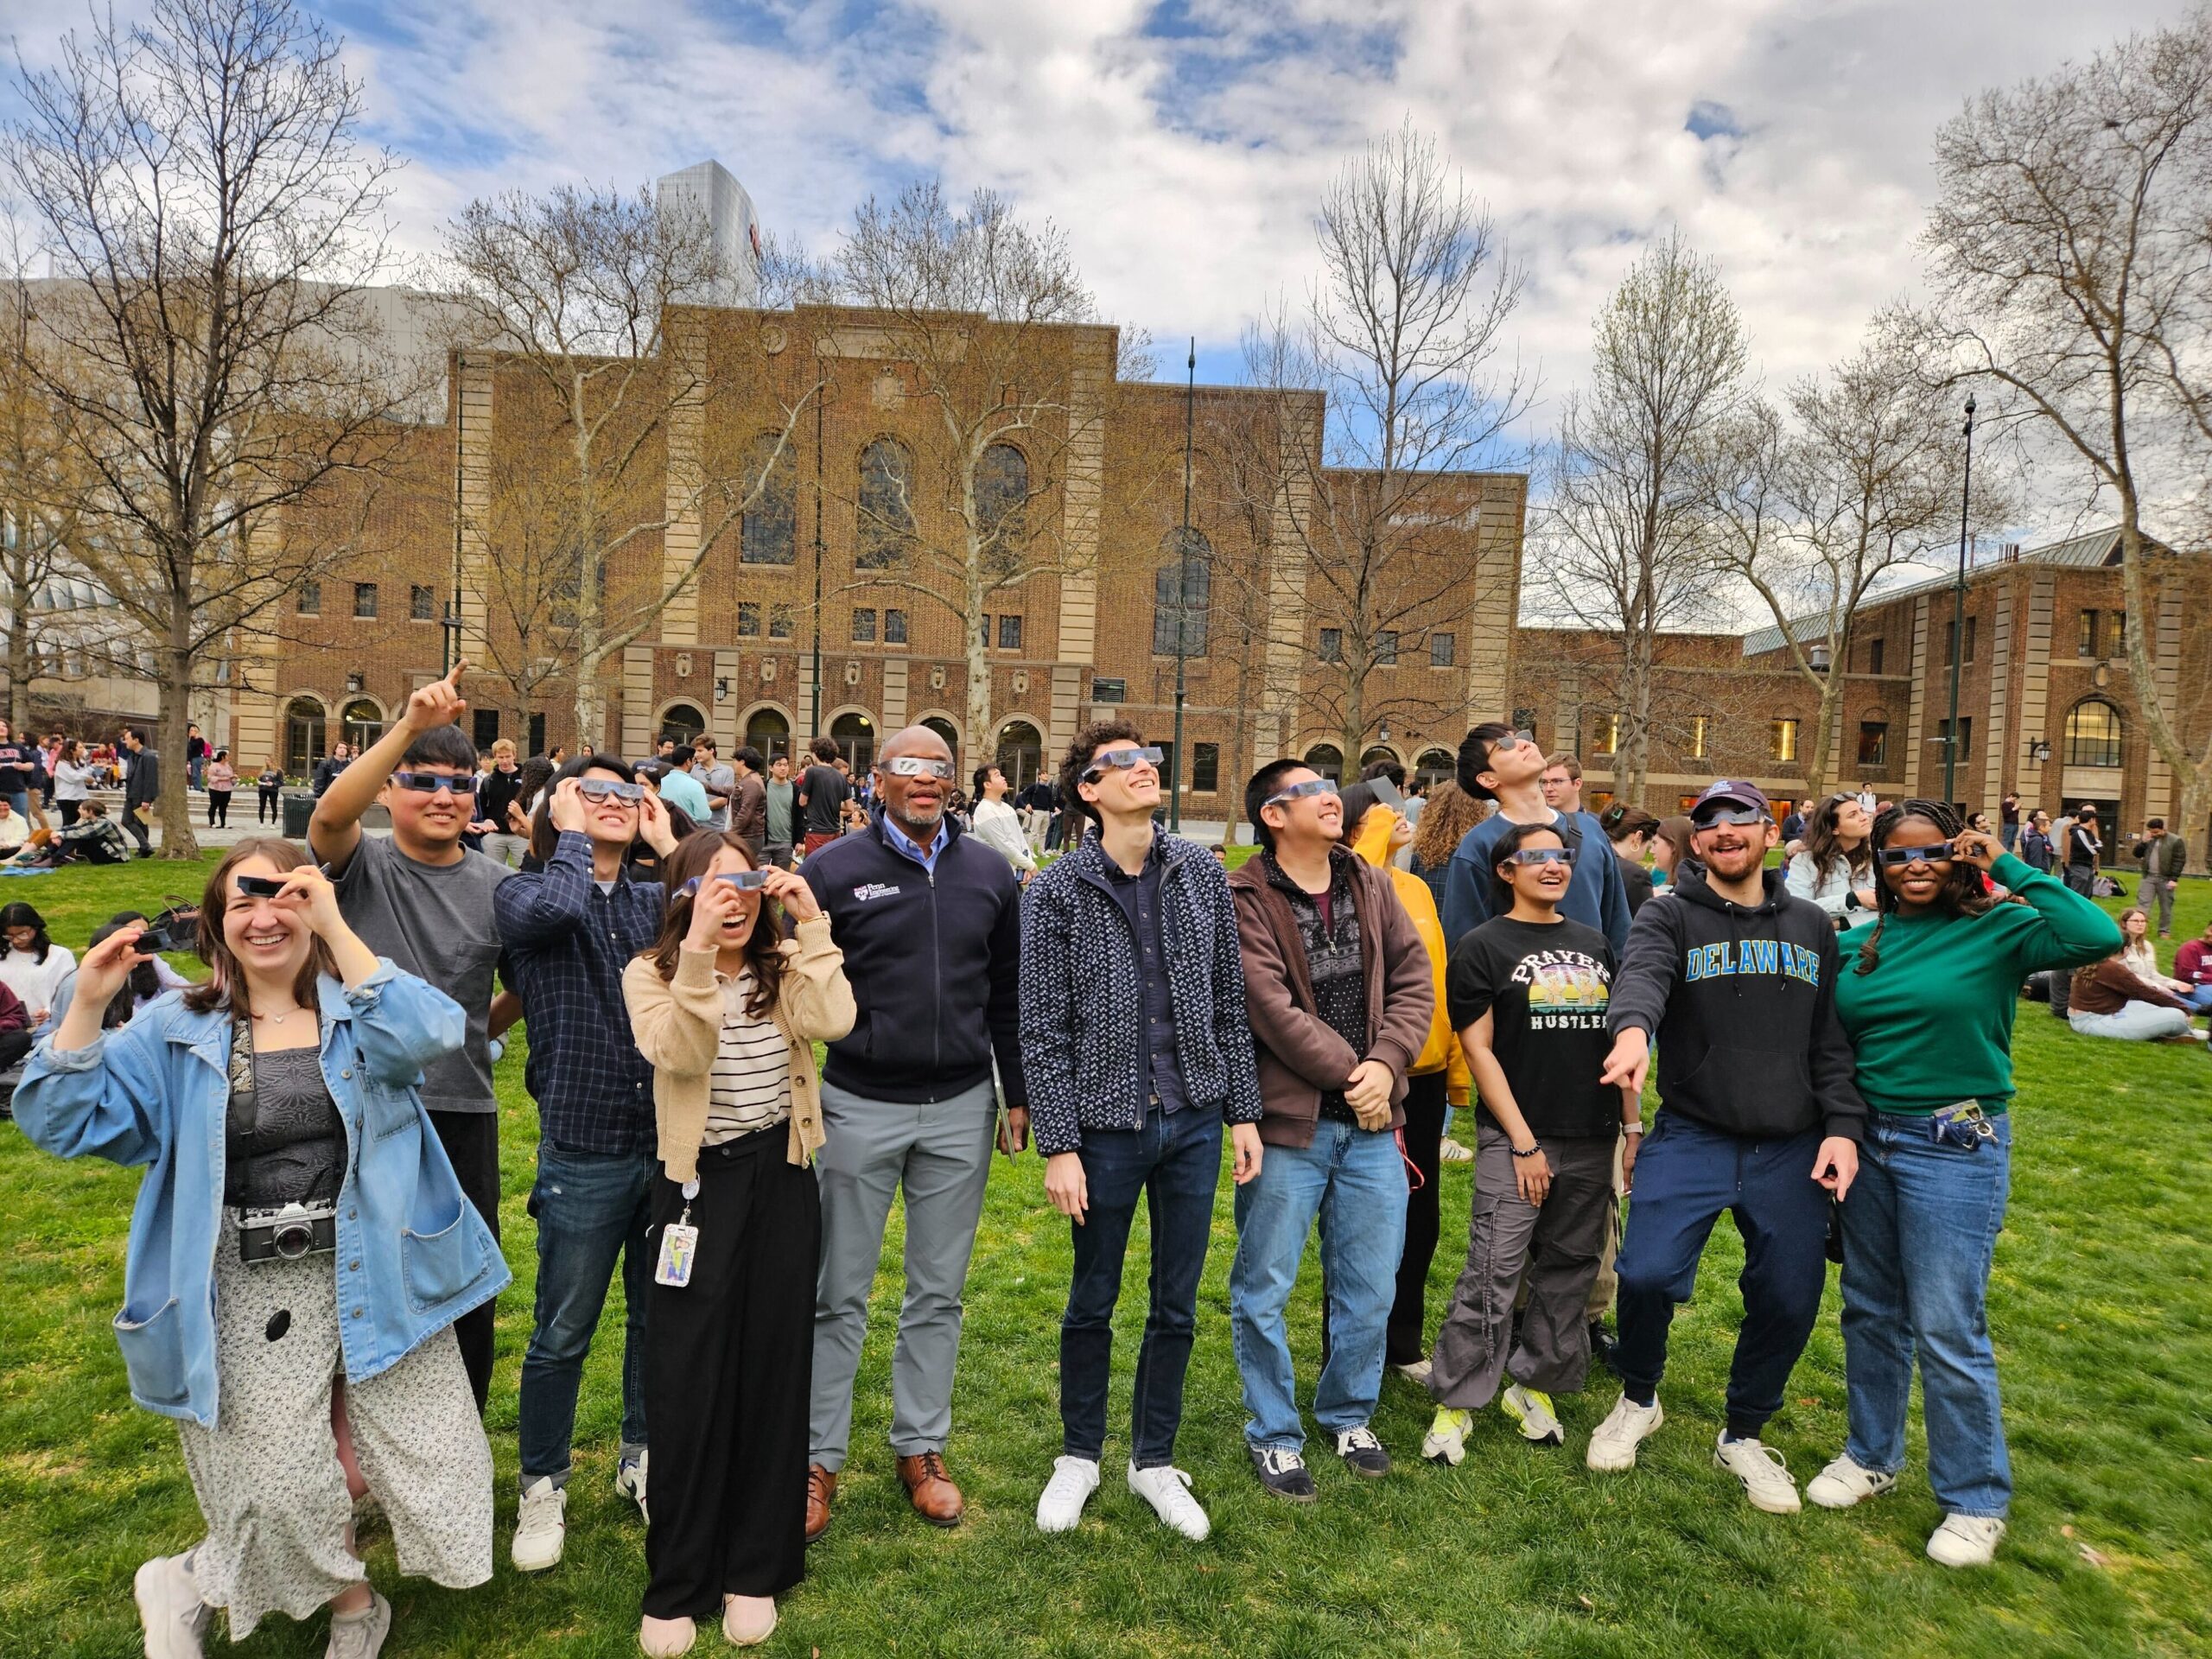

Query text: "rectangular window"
[737, 602, 760, 637]
[471, 709, 500, 750]
[1689, 714, 1709, 760]
[1591, 713, 1620, 755]
[850, 608, 877, 643]
[2108, 610, 2126, 657]
[1429, 632, 1455, 668]
[997, 613, 1022, 651]
[353, 582, 378, 620]
[884, 608, 907, 644]
[1192, 742, 1220, 792]
[1936, 716, 1973, 763]
[1374, 630, 1398, 666]
[1770, 717, 1799, 762]
[1091, 677, 1126, 703]
[529, 712, 546, 757]
[410, 583, 435, 622]
[768, 604, 793, 639]
[296, 579, 321, 616]
[2077, 608, 2099, 657]
[1858, 721, 1888, 766]
[1318, 627, 1343, 664]
[1866, 637, 1885, 675]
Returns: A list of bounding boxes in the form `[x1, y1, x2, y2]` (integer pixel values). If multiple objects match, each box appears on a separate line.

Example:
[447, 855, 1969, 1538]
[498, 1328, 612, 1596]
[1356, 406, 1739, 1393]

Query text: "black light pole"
[1170, 338, 1195, 831]
[810, 374, 825, 744]
[1942, 392, 1975, 807]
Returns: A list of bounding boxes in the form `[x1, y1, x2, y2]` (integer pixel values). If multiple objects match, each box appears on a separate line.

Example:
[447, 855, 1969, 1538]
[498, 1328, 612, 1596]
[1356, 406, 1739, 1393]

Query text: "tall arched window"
[1414, 748, 1454, 788]
[995, 719, 1045, 791]
[830, 712, 876, 770]
[744, 708, 791, 762]
[1302, 743, 1344, 784]
[976, 443, 1028, 567]
[284, 696, 326, 775]
[921, 715, 960, 759]
[2063, 698, 2123, 767]
[659, 702, 707, 744]
[340, 697, 385, 753]
[741, 433, 797, 565]
[1153, 528, 1211, 656]
[857, 438, 914, 569]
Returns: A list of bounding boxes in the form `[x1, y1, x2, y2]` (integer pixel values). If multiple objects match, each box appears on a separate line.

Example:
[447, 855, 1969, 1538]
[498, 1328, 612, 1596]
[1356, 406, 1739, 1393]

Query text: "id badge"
[656, 1222, 699, 1287]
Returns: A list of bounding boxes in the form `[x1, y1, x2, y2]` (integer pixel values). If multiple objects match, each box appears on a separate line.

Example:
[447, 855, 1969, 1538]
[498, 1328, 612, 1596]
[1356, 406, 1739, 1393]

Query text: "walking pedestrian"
[476, 740, 529, 868]
[54, 739, 97, 827]
[795, 737, 850, 861]
[257, 756, 285, 825]
[206, 749, 236, 828]
[2062, 804, 2102, 895]
[2129, 817, 2187, 938]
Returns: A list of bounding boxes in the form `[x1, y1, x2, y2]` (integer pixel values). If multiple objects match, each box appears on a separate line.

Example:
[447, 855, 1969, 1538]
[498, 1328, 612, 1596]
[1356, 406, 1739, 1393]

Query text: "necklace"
[252, 1007, 301, 1025]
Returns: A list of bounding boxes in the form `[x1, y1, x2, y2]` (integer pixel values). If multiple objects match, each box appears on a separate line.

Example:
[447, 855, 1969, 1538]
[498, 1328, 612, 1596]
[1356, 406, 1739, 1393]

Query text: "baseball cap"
[1689, 779, 1771, 823]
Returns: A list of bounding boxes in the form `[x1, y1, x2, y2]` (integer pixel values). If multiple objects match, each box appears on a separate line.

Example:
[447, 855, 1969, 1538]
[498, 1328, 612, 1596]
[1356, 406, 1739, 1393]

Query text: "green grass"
[3, 856, 2209, 1657]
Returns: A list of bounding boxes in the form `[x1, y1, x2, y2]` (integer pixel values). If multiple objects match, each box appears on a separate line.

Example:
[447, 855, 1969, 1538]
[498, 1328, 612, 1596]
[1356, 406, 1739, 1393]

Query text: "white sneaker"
[1713, 1434, 1801, 1514]
[1391, 1357, 1433, 1386]
[1807, 1454, 1898, 1510]
[1586, 1394, 1664, 1471]
[511, 1477, 567, 1572]
[1422, 1407, 1472, 1466]
[1034, 1455, 1100, 1533]
[134, 1552, 211, 1659]
[325, 1591, 391, 1659]
[1128, 1462, 1211, 1541]
[1501, 1383, 1565, 1446]
[1926, 1514, 2006, 1567]
[616, 1449, 649, 1522]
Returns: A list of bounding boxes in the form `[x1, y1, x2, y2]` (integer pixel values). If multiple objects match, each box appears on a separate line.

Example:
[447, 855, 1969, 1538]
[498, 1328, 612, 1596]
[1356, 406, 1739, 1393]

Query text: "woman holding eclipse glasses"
[622, 830, 853, 1654]
[1814, 800, 2118, 1567]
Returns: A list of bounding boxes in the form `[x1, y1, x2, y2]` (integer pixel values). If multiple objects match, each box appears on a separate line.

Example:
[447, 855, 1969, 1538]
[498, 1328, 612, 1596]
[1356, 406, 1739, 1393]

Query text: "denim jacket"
[13, 964, 511, 1425]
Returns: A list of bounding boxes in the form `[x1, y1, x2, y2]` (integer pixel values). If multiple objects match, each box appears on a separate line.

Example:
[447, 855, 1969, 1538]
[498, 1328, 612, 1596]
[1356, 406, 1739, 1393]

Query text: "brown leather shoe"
[804, 1465, 836, 1545]
[897, 1452, 965, 1527]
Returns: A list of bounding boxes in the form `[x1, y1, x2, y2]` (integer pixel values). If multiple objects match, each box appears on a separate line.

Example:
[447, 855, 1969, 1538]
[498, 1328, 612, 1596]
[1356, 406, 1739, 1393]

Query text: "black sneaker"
[1248, 1443, 1318, 1502]
[1587, 1320, 1619, 1373]
[1335, 1425, 1391, 1478]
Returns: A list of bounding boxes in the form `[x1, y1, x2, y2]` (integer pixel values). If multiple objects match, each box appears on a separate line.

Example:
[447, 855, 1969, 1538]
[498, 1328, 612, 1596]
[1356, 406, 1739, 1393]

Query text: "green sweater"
[1835, 852, 2120, 1115]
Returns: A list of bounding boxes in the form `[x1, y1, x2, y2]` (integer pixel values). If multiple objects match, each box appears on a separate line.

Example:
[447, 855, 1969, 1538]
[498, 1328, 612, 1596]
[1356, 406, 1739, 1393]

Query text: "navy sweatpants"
[1611, 1111, 1830, 1435]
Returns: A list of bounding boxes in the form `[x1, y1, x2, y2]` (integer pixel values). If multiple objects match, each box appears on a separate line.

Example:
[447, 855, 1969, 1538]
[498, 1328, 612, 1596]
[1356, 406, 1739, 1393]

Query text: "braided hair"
[1851, 798, 1998, 976]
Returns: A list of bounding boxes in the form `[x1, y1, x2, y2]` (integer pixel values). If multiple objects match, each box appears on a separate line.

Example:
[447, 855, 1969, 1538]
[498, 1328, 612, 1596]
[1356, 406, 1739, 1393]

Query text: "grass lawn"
[2, 854, 2209, 1658]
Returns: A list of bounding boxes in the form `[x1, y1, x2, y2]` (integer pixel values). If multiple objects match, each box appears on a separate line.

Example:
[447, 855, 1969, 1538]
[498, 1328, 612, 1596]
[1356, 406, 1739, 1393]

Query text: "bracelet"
[1510, 1143, 1543, 1160]
[1622, 1123, 1644, 1135]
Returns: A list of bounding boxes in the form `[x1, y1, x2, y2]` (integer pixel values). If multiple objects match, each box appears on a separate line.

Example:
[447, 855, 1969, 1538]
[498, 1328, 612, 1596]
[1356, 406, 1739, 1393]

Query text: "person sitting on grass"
[2174, 919, 2212, 1015]
[56, 799, 132, 865]
[2113, 907, 2194, 1000]
[1, 901, 75, 1028]
[1813, 804, 2120, 1567]
[2066, 950, 2202, 1043]
[1422, 821, 1632, 1466]
[13, 838, 505, 1658]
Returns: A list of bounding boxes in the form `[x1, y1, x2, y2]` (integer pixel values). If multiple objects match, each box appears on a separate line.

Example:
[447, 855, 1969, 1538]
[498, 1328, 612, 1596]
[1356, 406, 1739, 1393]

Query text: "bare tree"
[1536, 231, 1749, 802]
[442, 183, 813, 746]
[3, 0, 419, 856]
[1902, 9, 2212, 861]
[1707, 333, 1990, 795]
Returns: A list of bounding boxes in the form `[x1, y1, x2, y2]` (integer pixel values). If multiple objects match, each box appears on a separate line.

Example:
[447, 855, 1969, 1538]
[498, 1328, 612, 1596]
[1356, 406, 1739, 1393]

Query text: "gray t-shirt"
[703, 762, 737, 830]
[327, 833, 512, 1114]
[764, 779, 796, 845]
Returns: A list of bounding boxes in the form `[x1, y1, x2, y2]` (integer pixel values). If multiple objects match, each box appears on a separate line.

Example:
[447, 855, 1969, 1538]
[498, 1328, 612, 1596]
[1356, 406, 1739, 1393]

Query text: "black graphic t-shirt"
[1446, 914, 1621, 1140]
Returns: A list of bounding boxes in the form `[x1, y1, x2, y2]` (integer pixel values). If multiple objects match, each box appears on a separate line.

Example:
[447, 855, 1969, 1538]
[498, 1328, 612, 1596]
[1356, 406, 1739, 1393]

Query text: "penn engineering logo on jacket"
[851, 882, 902, 902]
[1511, 948, 1611, 1031]
[1682, 938, 1822, 987]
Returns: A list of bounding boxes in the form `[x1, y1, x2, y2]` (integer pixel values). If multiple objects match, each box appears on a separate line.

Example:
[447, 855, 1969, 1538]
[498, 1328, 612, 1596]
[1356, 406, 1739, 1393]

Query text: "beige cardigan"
[620, 916, 855, 1182]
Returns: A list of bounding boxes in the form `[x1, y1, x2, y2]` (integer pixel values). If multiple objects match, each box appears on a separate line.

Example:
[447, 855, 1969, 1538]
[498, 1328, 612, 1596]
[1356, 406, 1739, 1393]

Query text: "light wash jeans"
[1230, 1117, 1407, 1452]
[2069, 1004, 2192, 1041]
[1840, 1110, 2012, 1517]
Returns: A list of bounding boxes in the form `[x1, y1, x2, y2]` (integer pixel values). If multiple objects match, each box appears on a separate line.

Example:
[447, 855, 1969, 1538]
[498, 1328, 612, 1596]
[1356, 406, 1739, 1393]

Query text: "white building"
[655, 161, 761, 308]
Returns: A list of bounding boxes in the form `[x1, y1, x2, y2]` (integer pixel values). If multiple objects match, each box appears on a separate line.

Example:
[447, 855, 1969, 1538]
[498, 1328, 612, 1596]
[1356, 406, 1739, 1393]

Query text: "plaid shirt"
[493, 830, 665, 1155]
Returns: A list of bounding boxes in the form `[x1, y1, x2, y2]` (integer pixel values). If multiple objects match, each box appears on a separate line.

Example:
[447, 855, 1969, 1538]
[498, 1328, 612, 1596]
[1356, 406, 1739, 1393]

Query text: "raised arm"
[310, 663, 471, 872]
[1981, 843, 2122, 973]
[493, 824, 601, 950]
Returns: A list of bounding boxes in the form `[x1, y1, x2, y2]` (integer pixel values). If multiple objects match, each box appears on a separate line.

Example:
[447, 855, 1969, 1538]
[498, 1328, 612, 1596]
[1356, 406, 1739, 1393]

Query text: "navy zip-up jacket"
[801, 810, 1027, 1108]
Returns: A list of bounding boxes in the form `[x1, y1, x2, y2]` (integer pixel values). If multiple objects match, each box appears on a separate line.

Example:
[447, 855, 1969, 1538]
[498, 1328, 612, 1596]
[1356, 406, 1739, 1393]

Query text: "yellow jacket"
[1351, 806, 1470, 1103]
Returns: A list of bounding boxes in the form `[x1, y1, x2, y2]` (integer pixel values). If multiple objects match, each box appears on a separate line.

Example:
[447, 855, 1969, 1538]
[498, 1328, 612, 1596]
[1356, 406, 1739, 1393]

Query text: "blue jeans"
[518, 1138, 658, 1485]
[1061, 1104, 1223, 1468]
[1230, 1119, 1407, 1452]
[1611, 1113, 1830, 1434]
[2183, 985, 2212, 1014]
[1840, 1110, 2012, 1518]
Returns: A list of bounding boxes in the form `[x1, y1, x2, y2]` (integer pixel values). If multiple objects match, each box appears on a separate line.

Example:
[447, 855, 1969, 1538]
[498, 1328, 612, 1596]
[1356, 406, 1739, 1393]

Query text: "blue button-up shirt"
[1103, 846, 1187, 1115]
[493, 831, 665, 1154]
[882, 813, 950, 875]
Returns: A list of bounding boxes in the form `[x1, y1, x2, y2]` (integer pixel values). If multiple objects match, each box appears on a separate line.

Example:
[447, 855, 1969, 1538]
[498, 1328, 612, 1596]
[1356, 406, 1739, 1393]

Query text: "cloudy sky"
[2, 0, 2189, 424]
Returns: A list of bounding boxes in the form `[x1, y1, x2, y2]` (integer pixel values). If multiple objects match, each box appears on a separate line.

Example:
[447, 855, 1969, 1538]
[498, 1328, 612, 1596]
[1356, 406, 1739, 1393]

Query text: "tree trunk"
[965, 601, 992, 784]
[1806, 669, 1843, 798]
[156, 632, 199, 859]
[2179, 772, 2209, 879]
[1621, 647, 1653, 804]
[1338, 650, 1368, 781]
[4, 569, 30, 733]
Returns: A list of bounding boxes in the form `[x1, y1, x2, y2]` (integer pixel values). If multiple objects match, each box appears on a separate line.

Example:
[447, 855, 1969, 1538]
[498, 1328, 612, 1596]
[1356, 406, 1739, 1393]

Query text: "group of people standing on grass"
[9, 661, 2140, 1657]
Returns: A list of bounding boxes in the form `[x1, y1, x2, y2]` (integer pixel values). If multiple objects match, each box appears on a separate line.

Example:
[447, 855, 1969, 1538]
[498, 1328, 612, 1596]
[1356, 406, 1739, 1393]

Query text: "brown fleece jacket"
[1227, 844, 1435, 1148]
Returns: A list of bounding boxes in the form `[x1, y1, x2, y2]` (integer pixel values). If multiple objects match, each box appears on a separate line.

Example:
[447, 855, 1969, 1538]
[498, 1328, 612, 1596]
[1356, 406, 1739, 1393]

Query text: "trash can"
[283, 791, 315, 840]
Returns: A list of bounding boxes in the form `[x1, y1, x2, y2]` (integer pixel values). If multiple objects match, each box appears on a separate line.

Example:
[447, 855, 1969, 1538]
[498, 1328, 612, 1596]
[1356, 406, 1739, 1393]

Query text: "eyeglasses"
[1506, 846, 1576, 867]
[883, 756, 955, 780]
[577, 779, 645, 804]
[1084, 745, 1163, 782]
[391, 771, 477, 796]
[680, 869, 770, 895]
[1264, 778, 1339, 808]
[1875, 841, 1954, 867]
[1693, 806, 1768, 829]
[1489, 730, 1536, 753]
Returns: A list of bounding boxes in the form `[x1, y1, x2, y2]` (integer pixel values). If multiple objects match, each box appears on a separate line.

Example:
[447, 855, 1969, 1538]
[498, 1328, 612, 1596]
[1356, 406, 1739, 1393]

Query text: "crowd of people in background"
[8, 664, 2209, 1656]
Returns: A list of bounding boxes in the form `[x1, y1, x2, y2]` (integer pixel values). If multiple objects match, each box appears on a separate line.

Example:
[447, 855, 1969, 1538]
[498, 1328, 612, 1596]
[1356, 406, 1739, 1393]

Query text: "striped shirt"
[706, 970, 791, 1143]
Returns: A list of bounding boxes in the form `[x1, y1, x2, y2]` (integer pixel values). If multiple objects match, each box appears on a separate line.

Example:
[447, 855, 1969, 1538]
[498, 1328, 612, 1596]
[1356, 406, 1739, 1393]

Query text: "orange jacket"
[1351, 806, 1470, 1103]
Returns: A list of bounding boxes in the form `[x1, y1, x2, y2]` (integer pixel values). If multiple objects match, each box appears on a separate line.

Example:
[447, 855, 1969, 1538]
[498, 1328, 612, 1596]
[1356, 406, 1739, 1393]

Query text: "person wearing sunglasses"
[798, 726, 1028, 1539]
[1422, 821, 1634, 1465]
[494, 752, 682, 1573]
[309, 662, 521, 1417]
[1021, 723, 1263, 1541]
[1224, 760, 1433, 1500]
[1442, 722, 1631, 957]
[1590, 779, 1866, 1516]
[1815, 804, 2120, 1565]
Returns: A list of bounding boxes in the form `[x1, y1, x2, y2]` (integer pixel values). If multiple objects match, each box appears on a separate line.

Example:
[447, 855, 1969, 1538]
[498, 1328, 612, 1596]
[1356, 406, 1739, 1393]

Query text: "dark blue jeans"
[518, 1137, 658, 1486]
[1060, 1104, 1223, 1469]
[1612, 1113, 1830, 1435]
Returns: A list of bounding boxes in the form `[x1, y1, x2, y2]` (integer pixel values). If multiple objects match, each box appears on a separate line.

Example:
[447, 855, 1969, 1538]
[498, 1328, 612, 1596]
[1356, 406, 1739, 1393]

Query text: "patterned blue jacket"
[1019, 825, 1263, 1155]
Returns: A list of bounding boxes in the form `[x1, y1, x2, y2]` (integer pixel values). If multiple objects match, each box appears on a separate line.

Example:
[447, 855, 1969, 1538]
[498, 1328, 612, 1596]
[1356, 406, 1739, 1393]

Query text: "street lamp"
[1942, 392, 1975, 806]
[1808, 641, 1831, 675]
[1169, 338, 1195, 832]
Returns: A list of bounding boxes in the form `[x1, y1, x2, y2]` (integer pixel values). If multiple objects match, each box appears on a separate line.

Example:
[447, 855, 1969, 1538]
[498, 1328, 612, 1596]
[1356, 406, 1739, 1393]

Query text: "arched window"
[857, 438, 914, 569]
[1152, 528, 1211, 656]
[284, 696, 326, 775]
[830, 712, 875, 771]
[976, 443, 1028, 567]
[1360, 746, 1401, 774]
[659, 702, 708, 744]
[1302, 743, 1343, 784]
[2063, 698, 2123, 768]
[921, 715, 960, 760]
[340, 697, 385, 753]
[1414, 747, 1454, 788]
[995, 719, 1045, 791]
[740, 433, 797, 565]
[743, 708, 791, 762]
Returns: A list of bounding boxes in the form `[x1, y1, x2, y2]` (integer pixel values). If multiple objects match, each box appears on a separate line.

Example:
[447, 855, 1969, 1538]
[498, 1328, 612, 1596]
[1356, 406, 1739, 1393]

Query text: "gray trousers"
[1429, 1123, 1615, 1409]
[810, 1077, 997, 1471]
[2140, 874, 2178, 933]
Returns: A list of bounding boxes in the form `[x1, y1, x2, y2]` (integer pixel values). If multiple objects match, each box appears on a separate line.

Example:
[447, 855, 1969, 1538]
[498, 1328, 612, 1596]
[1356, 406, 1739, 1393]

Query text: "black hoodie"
[1605, 867, 1865, 1141]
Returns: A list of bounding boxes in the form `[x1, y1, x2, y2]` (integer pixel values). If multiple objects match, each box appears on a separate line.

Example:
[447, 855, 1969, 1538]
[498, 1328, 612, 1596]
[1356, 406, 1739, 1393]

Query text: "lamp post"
[1942, 393, 1975, 807]
[810, 372, 826, 745]
[1169, 337, 1194, 831]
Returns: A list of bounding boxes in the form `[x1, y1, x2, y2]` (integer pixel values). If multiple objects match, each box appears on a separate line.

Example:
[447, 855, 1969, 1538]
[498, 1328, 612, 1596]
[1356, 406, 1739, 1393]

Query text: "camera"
[238, 1201, 339, 1263]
